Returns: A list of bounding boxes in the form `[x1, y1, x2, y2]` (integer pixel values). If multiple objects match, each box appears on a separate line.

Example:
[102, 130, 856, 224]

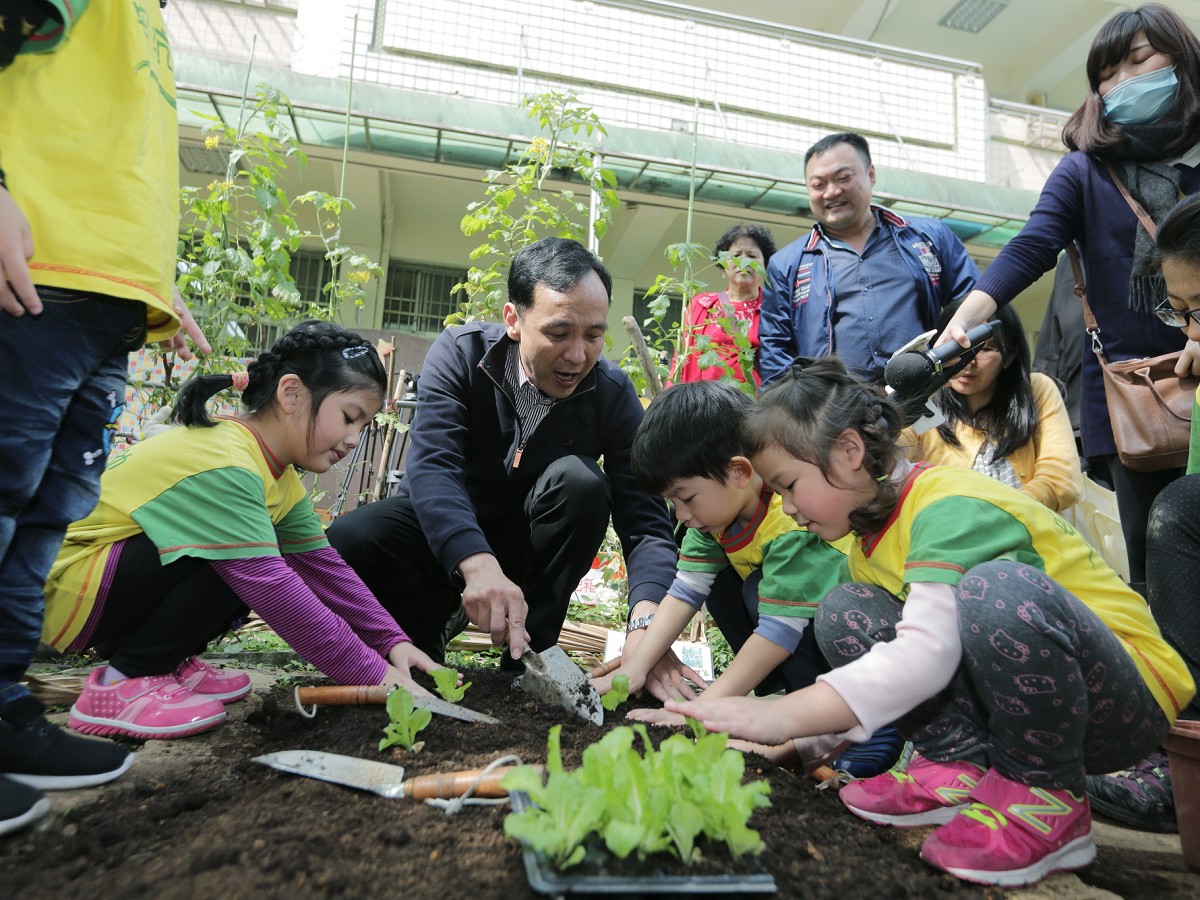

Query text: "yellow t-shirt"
[44, 419, 326, 651]
[851, 463, 1195, 722]
[0, 0, 179, 340]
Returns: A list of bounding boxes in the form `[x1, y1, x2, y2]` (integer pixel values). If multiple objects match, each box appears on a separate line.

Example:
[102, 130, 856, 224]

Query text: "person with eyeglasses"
[1086, 192, 1200, 835]
[939, 4, 1200, 599]
[904, 303, 1082, 513]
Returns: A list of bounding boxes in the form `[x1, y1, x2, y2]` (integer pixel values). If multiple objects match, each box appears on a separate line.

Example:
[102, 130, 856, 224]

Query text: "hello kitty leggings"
[816, 560, 1171, 792]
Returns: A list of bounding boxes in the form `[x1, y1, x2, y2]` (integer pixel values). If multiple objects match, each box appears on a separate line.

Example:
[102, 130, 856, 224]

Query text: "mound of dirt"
[1, 666, 1193, 898]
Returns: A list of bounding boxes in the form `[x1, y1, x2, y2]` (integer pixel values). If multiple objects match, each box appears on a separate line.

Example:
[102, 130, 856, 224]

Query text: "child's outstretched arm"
[666, 680, 858, 746]
[591, 594, 703, 698]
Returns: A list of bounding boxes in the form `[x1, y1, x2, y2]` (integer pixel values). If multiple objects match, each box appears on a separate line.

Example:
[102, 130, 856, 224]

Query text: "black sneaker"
[0, 695, 133, 790]
[0, 773, 50, 837]
[1085, 750, 1177, 833]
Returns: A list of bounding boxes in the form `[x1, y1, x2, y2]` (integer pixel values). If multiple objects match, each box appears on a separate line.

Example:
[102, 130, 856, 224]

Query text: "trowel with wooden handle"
[293, 685, 499, 724]
[252, 749, 529, 800]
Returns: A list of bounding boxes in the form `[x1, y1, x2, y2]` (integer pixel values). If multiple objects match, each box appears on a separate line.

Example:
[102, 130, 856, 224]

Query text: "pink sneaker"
[173, 657, 252, 704]
[920, 769, 1095, 887]
[840, 753, 985, 826]
[68, 669, 227, 740]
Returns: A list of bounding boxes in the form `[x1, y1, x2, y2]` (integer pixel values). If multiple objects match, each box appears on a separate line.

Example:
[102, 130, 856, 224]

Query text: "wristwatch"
[626, 614, 655, 633]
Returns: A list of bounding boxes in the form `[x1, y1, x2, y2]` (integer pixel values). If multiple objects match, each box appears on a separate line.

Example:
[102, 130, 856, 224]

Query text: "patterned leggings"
[816, 561, 1170, 792]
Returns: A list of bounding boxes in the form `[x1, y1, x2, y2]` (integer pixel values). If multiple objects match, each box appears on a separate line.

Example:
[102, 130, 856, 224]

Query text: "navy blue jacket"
[400, 322, 677, 611]
[759, 207, 979, 384]
[977, 152, 1197, 457]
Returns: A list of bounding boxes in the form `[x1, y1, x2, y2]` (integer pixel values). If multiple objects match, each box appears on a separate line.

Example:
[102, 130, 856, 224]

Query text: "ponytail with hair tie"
[230, 372, 250, 391]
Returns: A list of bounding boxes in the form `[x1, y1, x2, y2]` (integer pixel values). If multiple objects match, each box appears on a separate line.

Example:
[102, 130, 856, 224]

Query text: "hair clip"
[230, 372, 250, 391]
[342, 345, 371, 360]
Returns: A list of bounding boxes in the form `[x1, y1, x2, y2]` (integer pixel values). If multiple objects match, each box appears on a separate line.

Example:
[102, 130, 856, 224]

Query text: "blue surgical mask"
[1102, 65, 1179, 125]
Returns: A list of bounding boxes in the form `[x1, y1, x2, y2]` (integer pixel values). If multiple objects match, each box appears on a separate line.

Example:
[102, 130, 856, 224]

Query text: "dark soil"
[1, 667, 1192, 898]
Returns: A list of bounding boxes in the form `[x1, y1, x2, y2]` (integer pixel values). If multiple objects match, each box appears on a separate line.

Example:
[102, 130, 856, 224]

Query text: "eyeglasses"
[1154, 301, 1200, 328]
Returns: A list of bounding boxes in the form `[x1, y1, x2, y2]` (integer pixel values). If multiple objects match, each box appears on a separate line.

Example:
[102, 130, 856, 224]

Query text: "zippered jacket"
[759, 208, 979, 384]
[400, 322, 678, 611]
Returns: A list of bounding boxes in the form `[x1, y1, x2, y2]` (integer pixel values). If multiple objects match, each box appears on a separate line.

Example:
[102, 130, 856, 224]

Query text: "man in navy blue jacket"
[328, 238, 693, 695]
[759, 133, 980, 385]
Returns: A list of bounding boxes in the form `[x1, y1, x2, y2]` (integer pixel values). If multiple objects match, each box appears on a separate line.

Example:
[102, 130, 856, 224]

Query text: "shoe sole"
[922, 833, 1097, 887]
[5, 752, 135, 791]
[842, 798, 965, 827]
[67, 710, 226, 740]
[0, 796, 51, 837]
[1087, 796, 1178, 834]
[198, 684, 253, 704]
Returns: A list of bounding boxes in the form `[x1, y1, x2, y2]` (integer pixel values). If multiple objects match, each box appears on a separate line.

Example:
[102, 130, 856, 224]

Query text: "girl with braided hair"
[667, 356, 1193, 888]
[41, 321, 442, 740]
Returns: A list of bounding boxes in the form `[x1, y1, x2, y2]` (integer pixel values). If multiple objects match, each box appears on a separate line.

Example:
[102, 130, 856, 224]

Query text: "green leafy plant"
[431, 667, 471, 703]
[622, 248, 767, 396]
[378, 687, 432, 752]
[502, 723, 770, 870]
[600, 674, 629, 712]
[176, 82, 382, 367]
[451, 90, 619, 325]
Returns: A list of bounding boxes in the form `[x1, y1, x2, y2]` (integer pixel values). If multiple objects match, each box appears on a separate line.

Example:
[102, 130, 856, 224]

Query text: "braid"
[173, 321, 384, 429]
[746, 356, 903, 535]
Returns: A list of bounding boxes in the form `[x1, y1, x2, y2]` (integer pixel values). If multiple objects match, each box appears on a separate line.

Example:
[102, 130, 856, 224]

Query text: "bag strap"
[1102, 160, 1158, 238]
[1065, 244, 1107, 359]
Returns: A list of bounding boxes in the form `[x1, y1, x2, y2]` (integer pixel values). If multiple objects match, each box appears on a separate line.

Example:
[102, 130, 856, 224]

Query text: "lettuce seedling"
[431, 667, 470, 702]
[378, 687, 432, 752]
[600, 674, 629, 711]
[503, 723, 771, 870]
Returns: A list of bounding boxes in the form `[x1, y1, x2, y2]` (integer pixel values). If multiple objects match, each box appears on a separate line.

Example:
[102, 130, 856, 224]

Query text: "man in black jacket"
[329, 238, 696, 696]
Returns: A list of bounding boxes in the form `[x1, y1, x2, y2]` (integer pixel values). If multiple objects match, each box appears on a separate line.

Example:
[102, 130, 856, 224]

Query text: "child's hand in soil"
[590, 664, 645, 698]
[382, 641, 444, 698]
[665, 694, 796, 744]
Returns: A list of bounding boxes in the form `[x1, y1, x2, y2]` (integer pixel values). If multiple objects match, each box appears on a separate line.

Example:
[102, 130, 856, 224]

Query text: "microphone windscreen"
[883, 352, 934, 396]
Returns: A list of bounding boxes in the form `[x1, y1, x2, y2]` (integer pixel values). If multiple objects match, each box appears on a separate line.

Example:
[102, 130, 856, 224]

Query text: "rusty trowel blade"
[514, 646, 604, 725]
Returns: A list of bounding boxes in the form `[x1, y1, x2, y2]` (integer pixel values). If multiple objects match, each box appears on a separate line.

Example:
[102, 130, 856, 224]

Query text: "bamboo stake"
[622, 315, 664, 397]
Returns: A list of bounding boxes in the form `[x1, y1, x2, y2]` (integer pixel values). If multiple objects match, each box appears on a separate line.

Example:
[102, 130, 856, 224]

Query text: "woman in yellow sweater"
[909, 303, 1082, 512]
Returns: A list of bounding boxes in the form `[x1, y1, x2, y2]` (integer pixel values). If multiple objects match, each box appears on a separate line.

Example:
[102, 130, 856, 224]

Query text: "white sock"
[100, 664, 128, 686]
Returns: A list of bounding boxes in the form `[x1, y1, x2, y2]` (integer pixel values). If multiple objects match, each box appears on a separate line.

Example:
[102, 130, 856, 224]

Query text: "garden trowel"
[252, 749, 521, 800]
[512, 646, 604, 726]
[293, 685, 499, 724]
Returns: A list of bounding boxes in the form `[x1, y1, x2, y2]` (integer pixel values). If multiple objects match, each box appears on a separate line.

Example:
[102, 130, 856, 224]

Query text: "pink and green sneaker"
[920, 768, 1095, 887]
[840, 752, 985, 826]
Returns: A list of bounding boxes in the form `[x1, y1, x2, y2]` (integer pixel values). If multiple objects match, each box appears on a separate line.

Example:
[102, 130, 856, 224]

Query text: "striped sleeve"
[210, 555, 388, 685]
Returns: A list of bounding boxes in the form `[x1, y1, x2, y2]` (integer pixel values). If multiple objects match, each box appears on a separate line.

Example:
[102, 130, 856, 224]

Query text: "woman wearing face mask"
[907, 303, 1081, 513]
[940, 4, 1200, 597]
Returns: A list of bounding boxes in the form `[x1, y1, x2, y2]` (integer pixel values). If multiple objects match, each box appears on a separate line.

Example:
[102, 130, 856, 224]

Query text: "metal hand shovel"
[513, 646, 604, 725]
[253, 749, 523, 800]
[294, 685, 499, 724]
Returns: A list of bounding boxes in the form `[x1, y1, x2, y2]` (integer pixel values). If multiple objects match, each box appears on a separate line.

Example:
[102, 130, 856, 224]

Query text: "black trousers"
[90, 533, 246, 677]
[1147, 474, 1200, 720]
[1105, 455, 1184, 587]
[326, 455, 611, 659]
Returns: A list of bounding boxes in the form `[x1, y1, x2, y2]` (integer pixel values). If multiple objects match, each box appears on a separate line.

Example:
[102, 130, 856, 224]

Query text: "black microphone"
[884, 320, 1000, 399]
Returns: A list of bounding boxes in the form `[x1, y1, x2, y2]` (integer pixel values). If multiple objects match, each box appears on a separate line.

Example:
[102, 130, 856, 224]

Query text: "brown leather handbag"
[1066, 168, 1197, 471]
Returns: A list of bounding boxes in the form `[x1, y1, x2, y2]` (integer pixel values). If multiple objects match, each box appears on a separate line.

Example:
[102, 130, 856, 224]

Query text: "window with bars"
[632, 288, 682, 360]
[291, 250, 333, 305]
[382, 261, 468, 336]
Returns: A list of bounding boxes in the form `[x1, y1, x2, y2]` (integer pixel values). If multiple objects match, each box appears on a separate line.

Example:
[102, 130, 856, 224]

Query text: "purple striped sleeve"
[281, 546, 409, 657]
[210, 555, 388, 685]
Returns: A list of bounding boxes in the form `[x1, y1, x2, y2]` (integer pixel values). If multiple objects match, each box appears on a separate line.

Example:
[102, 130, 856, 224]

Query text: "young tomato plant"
[431, 667, 471, 703]
[378, 687, 432, 753]
[502, 723, 771, 870]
